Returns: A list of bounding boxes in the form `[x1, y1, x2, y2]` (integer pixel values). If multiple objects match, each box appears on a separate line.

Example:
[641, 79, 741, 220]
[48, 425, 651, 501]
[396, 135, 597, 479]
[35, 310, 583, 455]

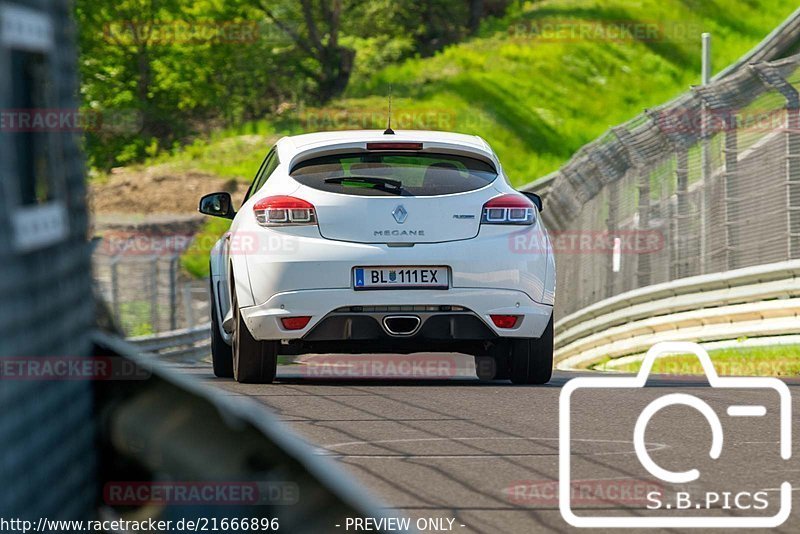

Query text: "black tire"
[510, 315, 554, 385]
[491, 341, 511, 380]
[209, 275, 233, 378]
[475, 342, 511, 380]
[474, 356, 495, 381]
[231, 291, 277, 384]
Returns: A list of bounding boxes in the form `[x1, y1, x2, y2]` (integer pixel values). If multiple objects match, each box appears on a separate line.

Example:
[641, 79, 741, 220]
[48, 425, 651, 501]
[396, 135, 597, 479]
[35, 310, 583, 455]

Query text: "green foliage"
[181, 217, 232, 278]
[77, 0, 502, 170]
[154, 0, 794, 187]
[118, 300, 155, 336]
[345, 0, 796, 182]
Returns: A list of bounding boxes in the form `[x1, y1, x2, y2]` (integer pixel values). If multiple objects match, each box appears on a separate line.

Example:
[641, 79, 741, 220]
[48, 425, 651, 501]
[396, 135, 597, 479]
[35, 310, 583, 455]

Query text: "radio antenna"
[383, 86, 395, 135]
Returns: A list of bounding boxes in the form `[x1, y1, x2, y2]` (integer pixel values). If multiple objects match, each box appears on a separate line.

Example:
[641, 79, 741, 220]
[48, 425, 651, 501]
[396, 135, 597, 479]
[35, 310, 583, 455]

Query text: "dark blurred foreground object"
[0, 0, 97, 521]
[0, 2, 396, 530]
[92, 333, 397, 532]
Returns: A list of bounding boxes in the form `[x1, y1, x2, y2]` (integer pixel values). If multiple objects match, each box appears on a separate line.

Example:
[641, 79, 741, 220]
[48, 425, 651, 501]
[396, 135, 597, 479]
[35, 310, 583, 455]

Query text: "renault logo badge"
[392, 205, 408, 224]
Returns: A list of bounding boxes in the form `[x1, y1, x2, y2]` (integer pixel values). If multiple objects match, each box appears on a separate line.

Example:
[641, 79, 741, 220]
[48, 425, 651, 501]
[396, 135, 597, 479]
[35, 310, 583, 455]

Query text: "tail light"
[254, 196, 317, 226]
[481, 194, 534, 225]
[490, 315, 521, 329]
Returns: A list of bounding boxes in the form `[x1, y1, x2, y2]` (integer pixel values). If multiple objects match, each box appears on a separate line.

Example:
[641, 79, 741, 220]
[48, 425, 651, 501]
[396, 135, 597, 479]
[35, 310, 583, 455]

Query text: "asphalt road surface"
[178, 353, 800, 534]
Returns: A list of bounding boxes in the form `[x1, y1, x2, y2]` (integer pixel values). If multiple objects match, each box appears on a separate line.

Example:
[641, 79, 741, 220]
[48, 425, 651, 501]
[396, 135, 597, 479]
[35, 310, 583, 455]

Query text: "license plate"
[354, 267, 449, 290]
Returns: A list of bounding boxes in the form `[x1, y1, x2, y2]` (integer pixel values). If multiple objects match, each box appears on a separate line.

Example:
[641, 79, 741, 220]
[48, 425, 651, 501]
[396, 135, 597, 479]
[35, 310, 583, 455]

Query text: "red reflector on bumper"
[281, 316, 311, 330]
[490, 315, 520, 329]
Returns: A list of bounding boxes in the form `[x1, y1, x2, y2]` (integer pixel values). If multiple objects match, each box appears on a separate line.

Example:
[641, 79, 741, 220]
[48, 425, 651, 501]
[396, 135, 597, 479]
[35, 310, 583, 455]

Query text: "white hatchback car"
[199, 130, 555, 384]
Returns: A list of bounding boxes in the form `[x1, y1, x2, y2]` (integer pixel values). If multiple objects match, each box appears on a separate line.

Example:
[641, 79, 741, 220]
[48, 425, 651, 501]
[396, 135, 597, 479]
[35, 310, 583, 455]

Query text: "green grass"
[181, 217, 232, 278]
[118, 301, 155, 337]
[601, 345, 800, 376]
[129, 0, 795, 186]
[159, 0, 795, 277]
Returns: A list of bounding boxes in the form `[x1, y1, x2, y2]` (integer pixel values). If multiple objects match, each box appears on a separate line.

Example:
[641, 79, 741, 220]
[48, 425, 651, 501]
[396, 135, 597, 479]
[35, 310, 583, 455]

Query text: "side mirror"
[199, 192, 235, 219]
[520, 191, 543, 212]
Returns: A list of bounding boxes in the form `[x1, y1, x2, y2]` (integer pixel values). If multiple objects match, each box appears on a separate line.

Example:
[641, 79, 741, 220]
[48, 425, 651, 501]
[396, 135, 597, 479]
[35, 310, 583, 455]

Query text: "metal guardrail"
[93, 330, 404, 533]
[554, 260, 800, 369]
[128, 323, 211, 361]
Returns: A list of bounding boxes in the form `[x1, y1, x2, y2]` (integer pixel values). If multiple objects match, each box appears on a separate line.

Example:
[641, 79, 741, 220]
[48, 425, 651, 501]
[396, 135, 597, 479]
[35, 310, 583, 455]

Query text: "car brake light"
[281, 316, 311, 330]
[366, 142, 423, 150]
[253, 196, 317, 226]
[481, 194, 534, 225]
[490, 315, 520, 329]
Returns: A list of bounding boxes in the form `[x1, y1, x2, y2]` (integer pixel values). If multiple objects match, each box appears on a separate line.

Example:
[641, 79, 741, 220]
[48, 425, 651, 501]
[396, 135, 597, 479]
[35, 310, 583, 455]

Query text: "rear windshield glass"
[290, 152, 497, 196]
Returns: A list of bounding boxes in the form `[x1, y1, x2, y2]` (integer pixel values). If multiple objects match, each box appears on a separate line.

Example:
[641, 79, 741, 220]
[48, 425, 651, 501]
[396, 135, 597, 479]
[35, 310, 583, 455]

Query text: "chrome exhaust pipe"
[382, 315, 421, 336]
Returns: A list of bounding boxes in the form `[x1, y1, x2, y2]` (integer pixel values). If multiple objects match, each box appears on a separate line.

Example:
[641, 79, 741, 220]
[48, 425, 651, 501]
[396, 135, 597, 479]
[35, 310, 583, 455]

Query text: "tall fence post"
[789, 100, 800, 259]
[751, 63, 800, 260]
[636, 168, 652, 288]
[605, 180, 619, 299]
[149, 256, 158, 332]
[723, 109, 739, 270]
[169, 255, 179, 330]
[110, 255, 121, 322]
[613, 126, 651, 289]
[675, 149, 690, 278]
[183, 282, 195, 328]
[699, 32, 712, 274]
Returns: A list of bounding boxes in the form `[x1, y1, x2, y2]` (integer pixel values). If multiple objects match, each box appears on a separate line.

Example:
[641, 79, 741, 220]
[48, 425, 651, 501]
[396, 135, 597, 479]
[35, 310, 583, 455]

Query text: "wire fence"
[92, 251, 209, 336]
[529, 53, 800, 321]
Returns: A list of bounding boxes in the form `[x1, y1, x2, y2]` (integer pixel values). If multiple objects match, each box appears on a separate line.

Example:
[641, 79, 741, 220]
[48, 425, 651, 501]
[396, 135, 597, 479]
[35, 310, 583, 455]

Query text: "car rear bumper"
[239, 287, 553, 341]
[241, 225, 555, 308]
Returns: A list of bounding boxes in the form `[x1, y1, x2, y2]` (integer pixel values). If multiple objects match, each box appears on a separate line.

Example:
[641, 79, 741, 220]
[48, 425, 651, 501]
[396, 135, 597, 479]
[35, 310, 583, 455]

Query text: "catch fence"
[529, 53, 800, 321]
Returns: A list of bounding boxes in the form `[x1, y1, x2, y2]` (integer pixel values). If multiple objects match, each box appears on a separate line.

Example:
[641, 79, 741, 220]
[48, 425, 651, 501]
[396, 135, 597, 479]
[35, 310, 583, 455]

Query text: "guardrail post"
[751, 63, 800, 260]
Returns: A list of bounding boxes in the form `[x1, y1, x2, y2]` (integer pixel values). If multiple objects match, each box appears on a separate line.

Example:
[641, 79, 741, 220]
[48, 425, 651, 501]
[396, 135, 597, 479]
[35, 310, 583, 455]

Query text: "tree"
[257, 0, 354, 103]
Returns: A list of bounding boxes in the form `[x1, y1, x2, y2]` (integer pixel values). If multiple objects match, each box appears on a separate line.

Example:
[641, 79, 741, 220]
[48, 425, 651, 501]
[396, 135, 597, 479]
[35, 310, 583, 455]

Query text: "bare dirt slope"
[90, 165, 247, 214]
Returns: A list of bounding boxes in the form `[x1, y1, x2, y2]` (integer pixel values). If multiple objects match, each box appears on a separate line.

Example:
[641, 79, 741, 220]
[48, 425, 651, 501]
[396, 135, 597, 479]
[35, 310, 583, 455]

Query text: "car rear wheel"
[232, 292, 278, 384]
[475, 342, 511, 381]
[209, 275, 233, 378]
[509, 315, 554, 385]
